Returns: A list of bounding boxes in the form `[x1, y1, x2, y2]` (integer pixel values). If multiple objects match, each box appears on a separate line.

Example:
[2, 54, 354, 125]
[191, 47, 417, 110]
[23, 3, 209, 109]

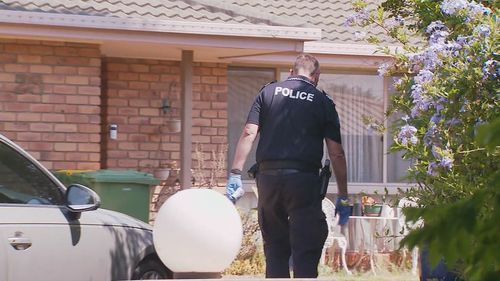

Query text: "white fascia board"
[0, 10, 321, 41]
[0, 23, 305, 53]
[304, 41, 402, 57]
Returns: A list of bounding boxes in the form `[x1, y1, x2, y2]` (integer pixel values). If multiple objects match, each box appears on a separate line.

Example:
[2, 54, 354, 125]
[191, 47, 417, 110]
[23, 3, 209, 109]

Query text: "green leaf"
[476, 118, 500, 151]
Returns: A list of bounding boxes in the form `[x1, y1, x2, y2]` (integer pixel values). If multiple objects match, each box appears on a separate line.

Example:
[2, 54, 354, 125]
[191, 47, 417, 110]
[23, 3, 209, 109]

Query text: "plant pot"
[363, 204, 383, 217]
[166, 119, 181, 133]
[154, 168, 171, 181]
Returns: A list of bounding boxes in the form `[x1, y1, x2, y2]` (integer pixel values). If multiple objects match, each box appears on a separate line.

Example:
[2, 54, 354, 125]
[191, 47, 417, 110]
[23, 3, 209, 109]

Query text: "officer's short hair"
[293, 53, 320, 76]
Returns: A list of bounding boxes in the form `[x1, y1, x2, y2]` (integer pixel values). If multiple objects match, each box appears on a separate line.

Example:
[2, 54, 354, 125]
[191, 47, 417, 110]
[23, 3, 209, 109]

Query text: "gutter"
[0, 10, 321, 41]
[305, 41, 402, 57]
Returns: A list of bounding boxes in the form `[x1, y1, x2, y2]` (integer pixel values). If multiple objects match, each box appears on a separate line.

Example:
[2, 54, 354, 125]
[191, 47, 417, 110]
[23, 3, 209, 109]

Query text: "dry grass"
[321, 272, 418, 281]
[224, 271, 418, 281]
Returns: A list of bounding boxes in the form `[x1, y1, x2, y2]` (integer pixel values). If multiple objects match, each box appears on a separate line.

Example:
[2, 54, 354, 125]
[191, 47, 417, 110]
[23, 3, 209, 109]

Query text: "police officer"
[226, 53, 349, 278]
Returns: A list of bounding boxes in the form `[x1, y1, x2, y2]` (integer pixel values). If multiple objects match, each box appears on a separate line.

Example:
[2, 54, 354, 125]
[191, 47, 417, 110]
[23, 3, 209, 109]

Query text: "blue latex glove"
[226, 173, 244, 203]
[335, 196, 351, 226]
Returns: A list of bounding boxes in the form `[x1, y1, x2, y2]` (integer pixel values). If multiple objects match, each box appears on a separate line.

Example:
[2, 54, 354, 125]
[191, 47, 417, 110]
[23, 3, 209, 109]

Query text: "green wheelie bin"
[53, 170, 159, 223]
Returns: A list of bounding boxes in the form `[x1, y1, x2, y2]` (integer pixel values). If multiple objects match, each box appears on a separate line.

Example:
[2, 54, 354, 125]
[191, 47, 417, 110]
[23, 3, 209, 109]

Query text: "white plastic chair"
[397, 198, 422, 276]
[322, 198, 351, 275]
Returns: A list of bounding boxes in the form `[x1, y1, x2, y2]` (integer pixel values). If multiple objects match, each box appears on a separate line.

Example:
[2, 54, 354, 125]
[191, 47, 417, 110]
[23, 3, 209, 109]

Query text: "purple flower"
[445, 42, 462, 56]
[439, 156, 454, 170]
[456, 36, 471, 46]
[424, 124, 437, 146]
[411, 97, 433, 118]
[398, 124, 418, 145]
[441, 0, 468, 15]
[344, 9, 369, 27]
[411, 84, 424, 100]
[467, 2, 492, 19]
[378, 62, 391, 76]
[430, 113, 442, 124]
[474, 24, 491, 37]
[426, 21, 447, 34]
[435, 97, 447, 113]
[482, 59, 499, 80]
[411, 45, 445, 70]
[414, 69, 434, 84]
[411, 106, 421, 118]
[427, 162, 439, 176]
[429, 30, 450, 45]
[431, 145, 440, 159]
[431, 146, 454, 171]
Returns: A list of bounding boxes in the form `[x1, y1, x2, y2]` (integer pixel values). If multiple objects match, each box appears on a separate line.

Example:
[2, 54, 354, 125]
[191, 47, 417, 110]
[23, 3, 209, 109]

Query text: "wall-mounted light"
[160, 98, 171, 114]
[110, 124, 118, 140]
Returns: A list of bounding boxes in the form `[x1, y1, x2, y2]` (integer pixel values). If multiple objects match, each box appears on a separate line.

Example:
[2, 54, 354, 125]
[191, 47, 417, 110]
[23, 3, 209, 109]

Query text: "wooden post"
[180, 50, 193, 189]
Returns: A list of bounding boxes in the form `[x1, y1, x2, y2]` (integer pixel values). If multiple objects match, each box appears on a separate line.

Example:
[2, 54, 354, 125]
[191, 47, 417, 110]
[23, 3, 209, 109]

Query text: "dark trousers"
[256, 170, 328, 278]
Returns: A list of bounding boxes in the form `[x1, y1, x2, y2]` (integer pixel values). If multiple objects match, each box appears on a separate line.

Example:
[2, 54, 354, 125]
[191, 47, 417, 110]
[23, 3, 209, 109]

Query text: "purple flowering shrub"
[346, 1, 498, 280]
[347, 0, 498, 203]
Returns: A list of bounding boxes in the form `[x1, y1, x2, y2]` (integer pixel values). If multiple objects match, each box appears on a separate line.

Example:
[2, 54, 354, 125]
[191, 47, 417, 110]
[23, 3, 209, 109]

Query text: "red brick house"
[0, 0, 410, 195]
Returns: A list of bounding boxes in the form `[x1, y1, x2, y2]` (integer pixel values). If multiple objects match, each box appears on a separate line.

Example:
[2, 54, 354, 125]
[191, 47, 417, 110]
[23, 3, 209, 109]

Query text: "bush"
[223, 209, 265, 276]
[345, 1, 499, 280]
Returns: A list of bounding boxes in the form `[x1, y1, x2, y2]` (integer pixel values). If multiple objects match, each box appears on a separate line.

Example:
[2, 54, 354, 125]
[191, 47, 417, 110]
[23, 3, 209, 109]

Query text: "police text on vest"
[274, 87, 314, 102]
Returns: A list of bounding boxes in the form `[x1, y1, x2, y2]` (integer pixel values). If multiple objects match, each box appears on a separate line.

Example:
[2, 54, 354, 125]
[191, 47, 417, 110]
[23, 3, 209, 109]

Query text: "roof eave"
[0, 10, 321, 41]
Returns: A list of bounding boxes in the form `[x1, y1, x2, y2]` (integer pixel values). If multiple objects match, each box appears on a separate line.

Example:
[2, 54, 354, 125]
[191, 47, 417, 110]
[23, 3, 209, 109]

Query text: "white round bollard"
[153, 188, 243, 273]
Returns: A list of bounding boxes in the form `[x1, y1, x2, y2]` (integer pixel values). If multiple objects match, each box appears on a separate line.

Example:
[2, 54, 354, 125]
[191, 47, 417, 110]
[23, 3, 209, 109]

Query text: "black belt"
[259, 169, 304, 176]
[258, 160, 319, 173]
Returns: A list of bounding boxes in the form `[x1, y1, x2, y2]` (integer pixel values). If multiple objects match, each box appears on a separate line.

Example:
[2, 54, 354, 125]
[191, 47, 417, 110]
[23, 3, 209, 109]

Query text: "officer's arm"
[326, 138, 348, 197]
[231, 123, 259, 171]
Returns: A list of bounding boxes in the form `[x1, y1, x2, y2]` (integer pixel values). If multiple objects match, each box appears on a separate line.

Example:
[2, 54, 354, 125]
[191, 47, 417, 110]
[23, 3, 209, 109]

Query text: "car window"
[0, 142, 64, 205]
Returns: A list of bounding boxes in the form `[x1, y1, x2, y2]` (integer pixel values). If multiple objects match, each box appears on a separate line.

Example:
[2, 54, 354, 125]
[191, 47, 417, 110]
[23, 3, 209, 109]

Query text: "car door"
[0, 138, 116, 281]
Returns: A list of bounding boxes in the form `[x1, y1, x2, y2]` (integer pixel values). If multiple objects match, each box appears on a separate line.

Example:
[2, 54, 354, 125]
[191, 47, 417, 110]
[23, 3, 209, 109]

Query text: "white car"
[0, 134, 172, 281]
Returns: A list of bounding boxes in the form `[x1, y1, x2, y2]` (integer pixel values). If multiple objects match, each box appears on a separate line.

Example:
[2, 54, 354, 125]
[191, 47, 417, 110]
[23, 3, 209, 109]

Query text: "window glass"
[280, 72, 385, 182]
[386, 77, 413, 182]
[0, 142, 63, 204]
[228, 67, 275, 179]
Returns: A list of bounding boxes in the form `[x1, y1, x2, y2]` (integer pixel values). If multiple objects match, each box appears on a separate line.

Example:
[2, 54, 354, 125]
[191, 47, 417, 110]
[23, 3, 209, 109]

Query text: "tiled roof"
[206, 0, 388, 43]
[0, 0, 254, 24]
[0, 0, 389, 44]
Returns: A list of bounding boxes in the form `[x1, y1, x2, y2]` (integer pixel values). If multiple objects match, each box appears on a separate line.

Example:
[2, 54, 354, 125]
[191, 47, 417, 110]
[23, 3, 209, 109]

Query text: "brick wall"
[0, 39, 101, 170]
[0, 41, 228, 178]
[103, 58, 228, 185]
[192, 63, 228, 186]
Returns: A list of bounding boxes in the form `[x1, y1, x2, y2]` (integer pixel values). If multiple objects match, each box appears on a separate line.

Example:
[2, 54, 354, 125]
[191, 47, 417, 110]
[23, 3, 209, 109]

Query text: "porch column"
[180, 50, 193, 189]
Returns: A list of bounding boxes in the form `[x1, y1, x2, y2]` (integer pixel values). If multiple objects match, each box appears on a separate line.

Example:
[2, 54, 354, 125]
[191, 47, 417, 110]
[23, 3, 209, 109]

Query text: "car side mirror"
[65, 184, 101, 212]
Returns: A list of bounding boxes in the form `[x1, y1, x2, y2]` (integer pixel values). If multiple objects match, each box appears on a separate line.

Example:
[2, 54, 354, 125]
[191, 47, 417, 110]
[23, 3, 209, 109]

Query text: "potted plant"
[154, 161, 176, 181]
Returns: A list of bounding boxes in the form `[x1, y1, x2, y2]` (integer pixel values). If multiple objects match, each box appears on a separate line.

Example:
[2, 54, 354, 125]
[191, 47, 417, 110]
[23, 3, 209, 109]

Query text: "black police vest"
[246, 75, 341, 169]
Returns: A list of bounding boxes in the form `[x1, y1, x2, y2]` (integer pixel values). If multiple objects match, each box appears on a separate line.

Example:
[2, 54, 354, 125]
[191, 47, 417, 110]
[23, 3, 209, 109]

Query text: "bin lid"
[78, 170, 160, 185]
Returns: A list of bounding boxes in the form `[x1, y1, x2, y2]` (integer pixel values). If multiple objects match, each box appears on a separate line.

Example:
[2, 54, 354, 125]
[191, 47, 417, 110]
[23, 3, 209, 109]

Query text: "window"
[280, 71, 385, 183]
[0, 142, 63, 204]
[227, 67, 275, 179]
[227, 67, 410, 184]
[316, 73, 385, 182]
[386, 77, 412, 182]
